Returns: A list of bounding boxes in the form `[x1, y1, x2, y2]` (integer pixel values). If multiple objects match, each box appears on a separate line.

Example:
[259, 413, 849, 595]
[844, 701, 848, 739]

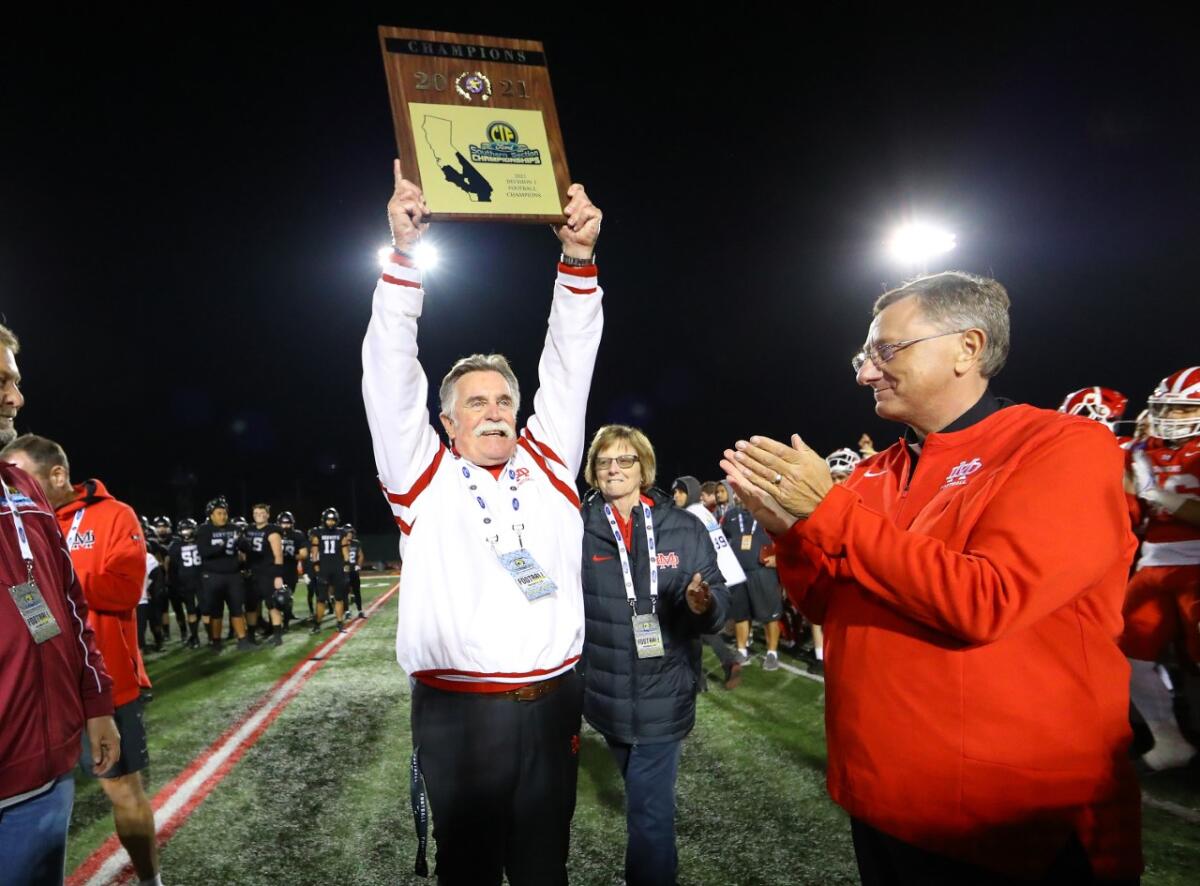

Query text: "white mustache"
[474, 420, 515, 439]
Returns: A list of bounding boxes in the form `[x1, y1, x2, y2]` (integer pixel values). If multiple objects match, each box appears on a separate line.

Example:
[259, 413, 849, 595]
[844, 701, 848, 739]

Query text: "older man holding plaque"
[722, 272, 1141, 885]
[363, 161, 602, 886]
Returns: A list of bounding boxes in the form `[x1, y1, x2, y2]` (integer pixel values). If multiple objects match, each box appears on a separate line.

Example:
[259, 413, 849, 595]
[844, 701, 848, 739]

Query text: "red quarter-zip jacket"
[56, 479, 149, 707]
[775, 405, 1141, 879]
[1, 463, 113, 801]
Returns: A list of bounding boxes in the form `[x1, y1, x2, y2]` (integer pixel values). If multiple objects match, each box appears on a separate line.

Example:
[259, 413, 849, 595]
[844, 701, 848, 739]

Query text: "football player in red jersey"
[1121, 367, 1200, 769]
[1058, 386, 1129, 442]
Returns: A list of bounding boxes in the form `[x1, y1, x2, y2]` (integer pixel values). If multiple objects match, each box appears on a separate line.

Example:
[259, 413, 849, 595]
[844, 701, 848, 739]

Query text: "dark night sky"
[2, 11, 1198, 532]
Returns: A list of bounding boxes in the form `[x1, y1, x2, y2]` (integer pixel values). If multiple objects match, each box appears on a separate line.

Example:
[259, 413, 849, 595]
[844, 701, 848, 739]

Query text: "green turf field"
[66, 577, 1200, 885]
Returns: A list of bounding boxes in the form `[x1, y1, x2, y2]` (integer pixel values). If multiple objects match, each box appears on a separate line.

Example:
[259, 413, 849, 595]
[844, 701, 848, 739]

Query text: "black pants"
[411, 670, 583, 886]
[850, 819, 1139, 886]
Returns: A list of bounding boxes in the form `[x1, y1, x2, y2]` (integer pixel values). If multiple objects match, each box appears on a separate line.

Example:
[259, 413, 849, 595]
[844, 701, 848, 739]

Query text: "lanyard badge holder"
[604, 501, 665, 659]
[460, 461, 558, 602]
[2, 483, 62, 644]
[737, 511, 758, 551]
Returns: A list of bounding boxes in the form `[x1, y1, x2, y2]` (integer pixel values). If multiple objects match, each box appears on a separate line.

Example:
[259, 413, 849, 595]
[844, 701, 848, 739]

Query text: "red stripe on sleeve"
[381, 444, 446, 508]
[521, 429, 566, 469]
[557, 262, 598, 277]
[562, 284, 598, 295]
[518, 439, 581, 509]
[381, 273, 421, 289]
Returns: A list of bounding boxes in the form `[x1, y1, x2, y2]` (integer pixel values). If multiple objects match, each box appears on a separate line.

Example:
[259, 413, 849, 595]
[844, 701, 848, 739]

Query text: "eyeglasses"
[851, 329, 970, 373]
[595, 455, 640, 470]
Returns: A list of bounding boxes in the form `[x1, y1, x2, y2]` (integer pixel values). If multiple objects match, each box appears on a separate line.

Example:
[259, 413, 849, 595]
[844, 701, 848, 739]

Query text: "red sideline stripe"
[518, 438, 580, 508]
[67, 582, 400, 886]
[381, 272, 420, 288]
[381, 444, 445, 508]
[521, 428, 566, 469]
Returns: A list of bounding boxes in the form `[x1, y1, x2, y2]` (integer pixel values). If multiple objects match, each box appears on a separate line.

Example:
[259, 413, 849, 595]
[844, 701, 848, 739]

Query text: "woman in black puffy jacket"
[580, 424, 728, 886]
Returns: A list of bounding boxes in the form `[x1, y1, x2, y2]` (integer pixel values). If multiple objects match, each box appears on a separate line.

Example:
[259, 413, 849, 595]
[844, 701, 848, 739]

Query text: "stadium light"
[412, 241, 439, 271]
[886, 222, 956, 267]
[378, 242, 440, 272]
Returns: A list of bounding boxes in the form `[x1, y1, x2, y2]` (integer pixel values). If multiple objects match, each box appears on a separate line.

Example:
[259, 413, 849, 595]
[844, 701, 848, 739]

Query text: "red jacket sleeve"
[788, 422, 1134, 646]
[83, 504, 147, 613]
[774, 532, 839, 624]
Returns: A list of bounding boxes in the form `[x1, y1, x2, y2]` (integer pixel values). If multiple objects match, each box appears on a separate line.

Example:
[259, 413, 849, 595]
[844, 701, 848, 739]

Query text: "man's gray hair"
[874, 271, 1011, 379]
[438, 353, 521, 417]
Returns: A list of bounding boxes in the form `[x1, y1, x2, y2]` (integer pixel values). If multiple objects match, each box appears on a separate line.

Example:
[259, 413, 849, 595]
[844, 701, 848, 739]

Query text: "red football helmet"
[1057, 386, 1128, 429]
[1148, 367, 1200, 440]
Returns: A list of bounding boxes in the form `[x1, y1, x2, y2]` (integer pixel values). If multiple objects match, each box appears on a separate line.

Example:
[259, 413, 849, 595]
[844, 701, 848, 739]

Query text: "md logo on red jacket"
[942, 457, 983, 489]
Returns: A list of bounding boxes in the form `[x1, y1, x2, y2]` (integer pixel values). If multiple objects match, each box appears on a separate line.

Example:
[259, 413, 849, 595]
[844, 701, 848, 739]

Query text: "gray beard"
[0, 426, 16, 447]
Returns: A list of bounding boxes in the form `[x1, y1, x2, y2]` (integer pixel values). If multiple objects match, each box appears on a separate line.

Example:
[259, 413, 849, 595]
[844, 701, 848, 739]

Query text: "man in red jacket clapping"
[722, 273, 1141, 885]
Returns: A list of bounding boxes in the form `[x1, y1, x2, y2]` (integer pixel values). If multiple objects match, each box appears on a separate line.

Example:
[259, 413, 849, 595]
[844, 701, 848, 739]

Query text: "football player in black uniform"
[276, 511, 306, 626]
[241, 504, 288, 646]
[310, 507, 351, 633]
[196, 497, 257, 651]
[152, 515, 184, 641]
[343, 524, 366, 619]
[167, 518, 203, 647]
[303, 522, 324, 623]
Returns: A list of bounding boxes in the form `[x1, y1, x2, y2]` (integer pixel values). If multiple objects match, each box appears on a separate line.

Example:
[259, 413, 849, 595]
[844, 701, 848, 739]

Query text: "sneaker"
[237, 637, 258, 652]
[722, 661, 743, 690]
[1142, 735, 1198, 771]
[336, 622, 348, 634]
[211, 640, 224, 654]
[734, 648, 750, 665]
[807, 659, 825, 677]
[310, 623, 321, 634]
[270, 634, 283, 647]
[186, 635, 200, 649]
[357, 611, 367, 620]
[763, 651, 780, 671]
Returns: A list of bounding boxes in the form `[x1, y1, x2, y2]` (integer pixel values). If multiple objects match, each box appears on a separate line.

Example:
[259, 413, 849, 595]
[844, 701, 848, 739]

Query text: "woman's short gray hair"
[439, 353, 521, 417]
[873, 271, 1011, 379]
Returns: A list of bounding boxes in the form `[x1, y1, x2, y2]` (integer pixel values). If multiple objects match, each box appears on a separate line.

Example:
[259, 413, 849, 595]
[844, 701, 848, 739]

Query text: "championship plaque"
[379, 28, 572, 224]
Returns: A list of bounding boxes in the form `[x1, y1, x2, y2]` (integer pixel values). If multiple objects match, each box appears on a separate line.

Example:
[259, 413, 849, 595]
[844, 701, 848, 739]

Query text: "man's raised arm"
[362, 161, 443, 522]
[522, 184, 605, 478]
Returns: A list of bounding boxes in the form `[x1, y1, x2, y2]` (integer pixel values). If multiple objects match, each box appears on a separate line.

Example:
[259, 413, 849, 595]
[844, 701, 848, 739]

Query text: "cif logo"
[487, 121, 518, 145]
[943, 458, 983, 488]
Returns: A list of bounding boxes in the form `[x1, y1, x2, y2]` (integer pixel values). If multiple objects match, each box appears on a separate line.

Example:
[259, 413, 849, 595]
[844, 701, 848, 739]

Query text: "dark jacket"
[580, 487, 728, 744]
[1, 463, 113, 801]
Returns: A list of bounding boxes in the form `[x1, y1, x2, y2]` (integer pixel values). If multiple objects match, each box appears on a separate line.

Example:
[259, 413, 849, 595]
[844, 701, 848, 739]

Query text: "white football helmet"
[826, 448, 861, 478]
[1148, 367, 1200, 440]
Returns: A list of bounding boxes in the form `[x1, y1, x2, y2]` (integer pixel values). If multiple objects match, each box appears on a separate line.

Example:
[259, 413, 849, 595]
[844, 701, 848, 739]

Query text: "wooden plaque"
[379, 28, 571, 224]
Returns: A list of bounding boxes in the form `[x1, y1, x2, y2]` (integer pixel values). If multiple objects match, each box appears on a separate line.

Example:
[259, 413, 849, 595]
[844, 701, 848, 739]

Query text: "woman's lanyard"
[603, 501, 658, 614]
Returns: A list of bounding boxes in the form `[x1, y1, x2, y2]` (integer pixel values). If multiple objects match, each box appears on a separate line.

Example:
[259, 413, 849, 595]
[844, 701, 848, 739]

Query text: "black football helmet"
[205, 496, 229, 518]
[276, 510, 295, 527]
[322, 507, 340, 526]
[178, 518, 198, 538]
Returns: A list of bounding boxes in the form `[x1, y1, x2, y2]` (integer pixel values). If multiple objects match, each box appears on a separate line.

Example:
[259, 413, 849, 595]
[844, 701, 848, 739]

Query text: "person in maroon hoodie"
[0, 321, 118, 885]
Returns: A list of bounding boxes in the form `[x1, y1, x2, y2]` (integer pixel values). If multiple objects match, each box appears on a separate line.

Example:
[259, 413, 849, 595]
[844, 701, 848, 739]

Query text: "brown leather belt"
[490, 672, 568, 702]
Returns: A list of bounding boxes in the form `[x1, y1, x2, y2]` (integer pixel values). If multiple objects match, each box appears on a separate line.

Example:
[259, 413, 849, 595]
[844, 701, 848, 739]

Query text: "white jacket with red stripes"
[362, 252, 603, 689]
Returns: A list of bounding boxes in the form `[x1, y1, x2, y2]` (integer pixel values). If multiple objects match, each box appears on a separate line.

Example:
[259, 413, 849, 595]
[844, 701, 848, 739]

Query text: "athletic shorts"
[730, 568, 783, 624]
[79, 698, 149, 779]
[172, 575, 200, 615]
[252, 571, 284, 610]
[201, 572, 245, 619]
[319, 564, 348, 601]
[1120, 563, 1200, 662]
